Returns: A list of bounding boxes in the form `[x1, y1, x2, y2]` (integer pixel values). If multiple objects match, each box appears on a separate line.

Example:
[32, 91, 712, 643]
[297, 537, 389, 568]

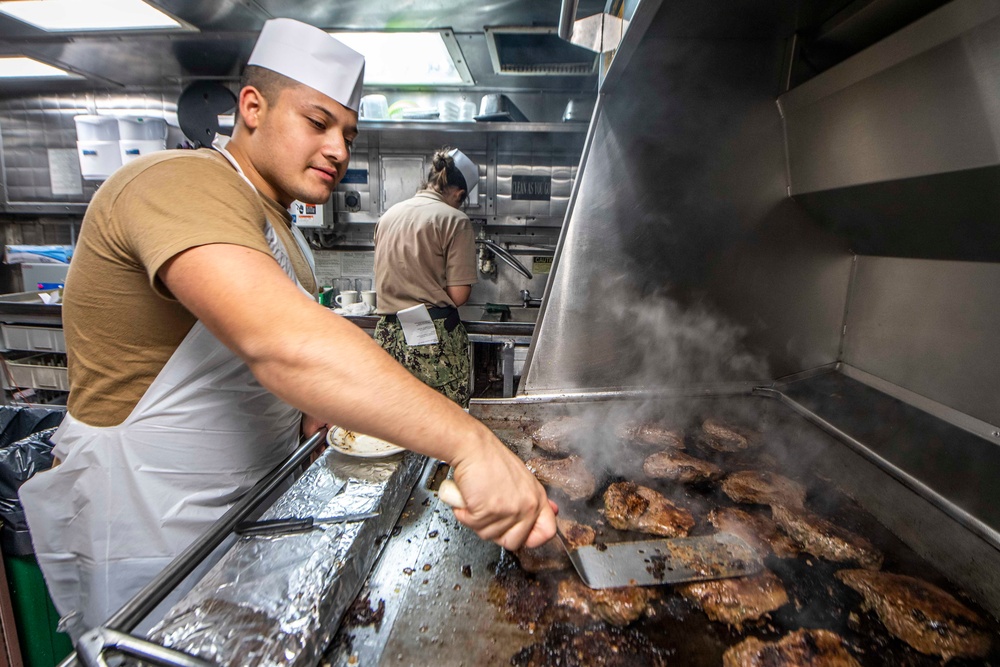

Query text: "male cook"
[20, 18, 555, 639]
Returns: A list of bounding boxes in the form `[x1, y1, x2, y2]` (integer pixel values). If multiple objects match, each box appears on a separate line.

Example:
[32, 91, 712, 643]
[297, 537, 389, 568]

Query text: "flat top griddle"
[324, 396, 1000, 666]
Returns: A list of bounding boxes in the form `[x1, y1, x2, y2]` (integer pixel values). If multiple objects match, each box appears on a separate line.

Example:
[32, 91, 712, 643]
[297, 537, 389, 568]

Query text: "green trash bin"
[2, 551, 72, 667]
[0, 408, 71, 667]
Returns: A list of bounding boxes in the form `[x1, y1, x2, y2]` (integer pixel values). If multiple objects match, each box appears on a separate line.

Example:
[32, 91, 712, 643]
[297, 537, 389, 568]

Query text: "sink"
[462, 305, 539, 324]
[501, 308, 539, 323]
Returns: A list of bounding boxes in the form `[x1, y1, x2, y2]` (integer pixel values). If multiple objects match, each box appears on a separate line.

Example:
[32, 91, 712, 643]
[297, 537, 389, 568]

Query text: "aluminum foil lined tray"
[147, 448, 425, 667]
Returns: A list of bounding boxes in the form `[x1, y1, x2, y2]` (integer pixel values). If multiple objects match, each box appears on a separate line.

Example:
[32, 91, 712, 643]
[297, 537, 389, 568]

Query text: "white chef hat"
[448, 148, 479, 198]
[248, 18, 365, 112]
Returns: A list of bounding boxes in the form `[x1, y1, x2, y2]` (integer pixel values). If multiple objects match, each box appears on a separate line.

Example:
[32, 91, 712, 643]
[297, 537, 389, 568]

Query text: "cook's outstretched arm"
[160, 243, 556, 549]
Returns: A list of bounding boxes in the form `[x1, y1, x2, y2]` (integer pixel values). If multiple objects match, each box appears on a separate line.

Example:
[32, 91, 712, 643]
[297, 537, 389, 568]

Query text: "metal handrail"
[559, 0, 580, 41]
[58, 429, 326, 667]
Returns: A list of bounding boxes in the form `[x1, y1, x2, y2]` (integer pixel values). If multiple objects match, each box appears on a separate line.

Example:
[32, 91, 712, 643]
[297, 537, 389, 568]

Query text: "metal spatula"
[439, 480, 762, 588]
[558, 531, 762, 589]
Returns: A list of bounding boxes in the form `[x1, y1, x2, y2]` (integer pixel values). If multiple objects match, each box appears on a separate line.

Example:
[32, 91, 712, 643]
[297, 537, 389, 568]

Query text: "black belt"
[382, 306, 461, 333]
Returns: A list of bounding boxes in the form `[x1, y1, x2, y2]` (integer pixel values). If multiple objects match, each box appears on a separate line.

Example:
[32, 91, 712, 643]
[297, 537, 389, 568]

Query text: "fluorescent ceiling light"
[0, 56, 75, 78]
[0, 0, 181, 32]
[329, 31, 469, 86]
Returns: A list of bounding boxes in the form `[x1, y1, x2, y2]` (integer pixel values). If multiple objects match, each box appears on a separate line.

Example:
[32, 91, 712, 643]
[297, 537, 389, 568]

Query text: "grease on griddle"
[510, 622, 669, 667]
[646, 553, 668, 580]
[342, 593, 386, 631]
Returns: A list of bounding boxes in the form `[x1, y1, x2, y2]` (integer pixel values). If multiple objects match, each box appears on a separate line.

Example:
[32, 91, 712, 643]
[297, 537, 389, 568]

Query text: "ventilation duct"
[484, 27, 597, 75]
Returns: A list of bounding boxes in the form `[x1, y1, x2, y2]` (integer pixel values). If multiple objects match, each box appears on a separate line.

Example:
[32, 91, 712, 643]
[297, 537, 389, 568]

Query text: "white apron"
[19, 144, 315, 638]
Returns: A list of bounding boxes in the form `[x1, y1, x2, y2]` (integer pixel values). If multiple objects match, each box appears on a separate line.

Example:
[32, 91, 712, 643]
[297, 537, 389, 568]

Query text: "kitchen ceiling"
[0, 0, 605, 94]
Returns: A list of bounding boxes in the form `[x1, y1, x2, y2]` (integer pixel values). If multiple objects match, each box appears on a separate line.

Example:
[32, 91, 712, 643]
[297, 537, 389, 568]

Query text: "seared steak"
[526, 454, 596, 501]
[708, 507, 799, 559]
[772, 505, 883, 569]
[678, 569, 789, 630]
[643, 450, 723, 484]
[556, 578, 655, 626]
[723, 628, 861, 667]
[514, 518, 597, 572]
[615, 421, 685, 450]
[722, 470, 807, 508]
[558, 517, 596, 549]
[701, 418, 757, 452]
[836, 569, 992, 660]
[514, 540, 569, 573]
[528, 416, 585, 454]
[515, 518, 595, 573]
[603, 482, 695, 537]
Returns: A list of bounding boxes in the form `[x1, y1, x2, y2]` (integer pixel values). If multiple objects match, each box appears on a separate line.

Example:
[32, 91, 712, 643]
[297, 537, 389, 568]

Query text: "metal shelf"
[358, 120, 588, 133]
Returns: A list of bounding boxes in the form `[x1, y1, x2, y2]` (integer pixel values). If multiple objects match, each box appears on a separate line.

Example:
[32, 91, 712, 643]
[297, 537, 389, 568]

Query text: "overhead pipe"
[558, 0, 580, 41]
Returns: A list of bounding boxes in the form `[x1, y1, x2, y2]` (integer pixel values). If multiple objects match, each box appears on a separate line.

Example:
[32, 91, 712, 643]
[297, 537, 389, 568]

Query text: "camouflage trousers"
[375, 316, 471, 408]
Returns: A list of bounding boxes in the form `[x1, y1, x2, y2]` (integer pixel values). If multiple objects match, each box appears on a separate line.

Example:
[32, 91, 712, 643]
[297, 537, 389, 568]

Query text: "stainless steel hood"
[780, 0, 1000, 262]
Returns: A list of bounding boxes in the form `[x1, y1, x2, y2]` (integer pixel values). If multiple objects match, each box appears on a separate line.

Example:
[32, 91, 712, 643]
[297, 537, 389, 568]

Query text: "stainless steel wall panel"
[842, 256, 1000, 427]
[523, 13, 853, 394]
[779, 0, 1000, 261]
[781, 3, 1000, 194]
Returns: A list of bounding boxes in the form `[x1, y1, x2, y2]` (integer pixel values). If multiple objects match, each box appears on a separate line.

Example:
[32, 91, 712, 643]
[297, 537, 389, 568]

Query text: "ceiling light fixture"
[0, 56, 75, 78]
[329, 31, 472, 86]
[0, 0, 182, 32]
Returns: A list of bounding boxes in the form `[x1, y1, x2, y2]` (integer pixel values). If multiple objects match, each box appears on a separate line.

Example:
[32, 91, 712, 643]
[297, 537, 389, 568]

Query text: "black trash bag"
[0, 405, 63, 449]
[0, 422, 63, 556]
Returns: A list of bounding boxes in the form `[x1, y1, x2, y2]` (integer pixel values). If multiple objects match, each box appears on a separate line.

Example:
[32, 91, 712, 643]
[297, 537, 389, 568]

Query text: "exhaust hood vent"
[485, 27, 597, 76]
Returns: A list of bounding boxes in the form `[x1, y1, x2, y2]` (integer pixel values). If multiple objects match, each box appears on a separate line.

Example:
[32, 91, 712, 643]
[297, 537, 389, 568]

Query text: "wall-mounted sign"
[532, 256, 553, 274]
[341, 168, 369, 184]
[511, 174, 551, 201]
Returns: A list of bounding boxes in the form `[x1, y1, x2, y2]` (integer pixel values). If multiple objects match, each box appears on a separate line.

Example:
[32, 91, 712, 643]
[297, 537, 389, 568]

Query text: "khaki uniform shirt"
[373, 190, 477, 315]
[64, 148, 316, 427]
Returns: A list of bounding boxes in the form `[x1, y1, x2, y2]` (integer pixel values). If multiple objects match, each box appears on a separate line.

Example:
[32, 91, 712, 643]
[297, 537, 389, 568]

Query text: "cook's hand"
[301, 414, 328, 464]
[301, 413, 328, 437]
[445, 440, 557, 550]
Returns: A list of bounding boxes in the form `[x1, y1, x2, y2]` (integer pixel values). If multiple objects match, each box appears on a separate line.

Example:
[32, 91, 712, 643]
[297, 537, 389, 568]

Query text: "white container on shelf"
[117, 116, 167, 141]
[77, 140, 122, 180]
[119, 139, 166, 164]
[73, 115, 119, 141]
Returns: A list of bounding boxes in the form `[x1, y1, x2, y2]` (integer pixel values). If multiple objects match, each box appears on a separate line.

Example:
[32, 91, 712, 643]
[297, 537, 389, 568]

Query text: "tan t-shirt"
[373, 190, 477, 314]
[64, 148, 317, 427]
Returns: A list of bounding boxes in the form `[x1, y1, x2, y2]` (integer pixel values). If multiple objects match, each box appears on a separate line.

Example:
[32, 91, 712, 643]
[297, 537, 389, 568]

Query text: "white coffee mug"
[361, 290, 377, 308]
[336, 291, 359, 307]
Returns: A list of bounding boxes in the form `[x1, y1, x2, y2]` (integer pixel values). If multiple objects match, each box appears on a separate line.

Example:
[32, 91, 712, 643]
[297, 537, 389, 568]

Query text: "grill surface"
[324, 394, 1000, 666]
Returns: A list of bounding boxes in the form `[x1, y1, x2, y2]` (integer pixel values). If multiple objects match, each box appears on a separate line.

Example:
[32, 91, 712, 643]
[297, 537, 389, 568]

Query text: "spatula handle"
[438, 480, 467, 509]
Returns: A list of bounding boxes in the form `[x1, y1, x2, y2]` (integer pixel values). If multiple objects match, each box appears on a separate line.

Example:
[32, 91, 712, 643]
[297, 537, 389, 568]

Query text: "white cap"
[448, 148, 479, 198]
[248, 18, 365, 112]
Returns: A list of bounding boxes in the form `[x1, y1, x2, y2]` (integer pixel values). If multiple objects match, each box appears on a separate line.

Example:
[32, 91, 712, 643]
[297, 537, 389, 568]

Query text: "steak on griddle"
[678, 569, 789, 631]
[528, 416, 585, 454]
[526, 454, 596, 501]
[603, 481, 695, 537]
[723, 628, 861, 667]
[836, 569, 993, 660]
[708, 507, 799, 559]
[558, 517, 596, 549]
[615, 421, 685, 449]
[771, 505, 883, 569]
[514, 518, 595, 573]
[643, 449, 723, 484]
[701, 418, 757, 452]
[722, 470, 807, 508]
[556, 577, 655, 626]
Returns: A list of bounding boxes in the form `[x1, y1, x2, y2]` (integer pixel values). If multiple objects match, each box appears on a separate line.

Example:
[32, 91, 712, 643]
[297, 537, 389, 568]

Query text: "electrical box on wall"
[290, 201, 332, 228]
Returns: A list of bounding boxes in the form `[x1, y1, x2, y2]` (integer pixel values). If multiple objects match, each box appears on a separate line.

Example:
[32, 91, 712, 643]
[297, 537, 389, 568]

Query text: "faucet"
[475, 239, 533, 280]
[520, 289, 543, 308]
